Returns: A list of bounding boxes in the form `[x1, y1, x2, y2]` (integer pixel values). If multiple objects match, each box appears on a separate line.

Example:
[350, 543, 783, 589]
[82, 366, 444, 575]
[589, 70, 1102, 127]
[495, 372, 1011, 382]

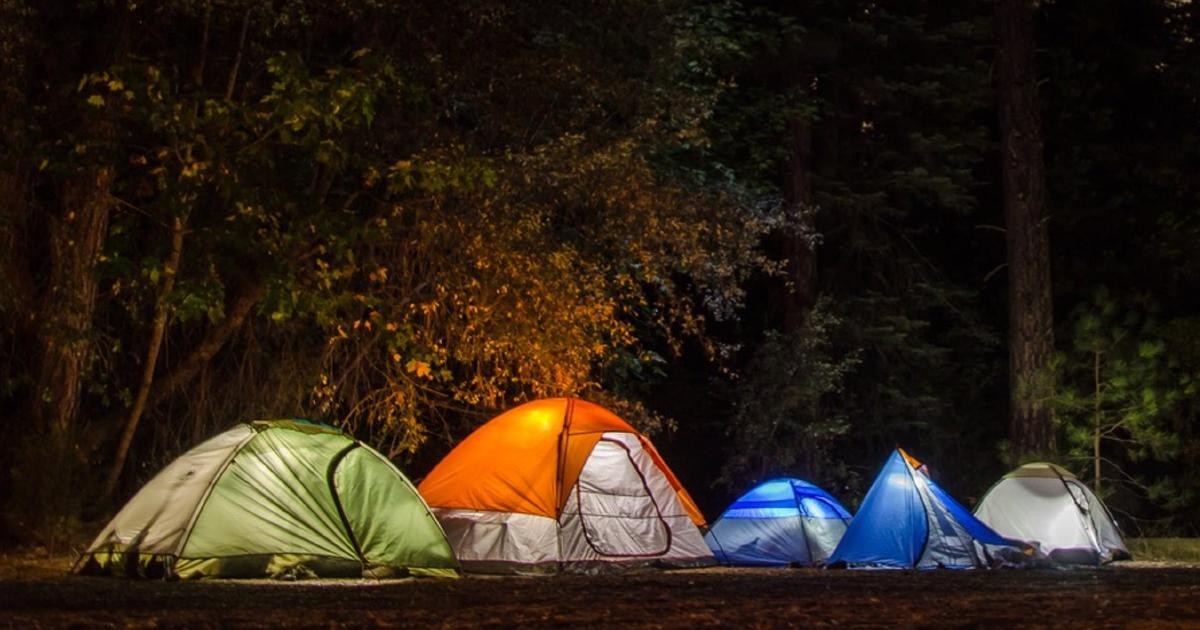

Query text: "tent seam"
[327, 441, 367, 568]
[170, 425, 260, 570]
[909, 458, 933, 568]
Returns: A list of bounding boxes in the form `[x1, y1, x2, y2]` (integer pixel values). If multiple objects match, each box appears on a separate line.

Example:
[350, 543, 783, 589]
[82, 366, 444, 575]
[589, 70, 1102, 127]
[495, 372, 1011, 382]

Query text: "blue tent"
[704, 478, 851, 566]
[828, 449, 1021, 569]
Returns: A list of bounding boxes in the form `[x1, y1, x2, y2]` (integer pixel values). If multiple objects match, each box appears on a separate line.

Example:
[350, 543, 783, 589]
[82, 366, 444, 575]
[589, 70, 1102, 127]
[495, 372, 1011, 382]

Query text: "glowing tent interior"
[705, 477, 851, 566]
[975, 462, 1129, 564]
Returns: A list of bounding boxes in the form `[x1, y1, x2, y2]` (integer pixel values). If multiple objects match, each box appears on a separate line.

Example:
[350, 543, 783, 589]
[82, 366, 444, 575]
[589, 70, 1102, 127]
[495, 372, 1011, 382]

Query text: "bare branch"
[103, 214, 186, 498]
[225, 8, 252, 101]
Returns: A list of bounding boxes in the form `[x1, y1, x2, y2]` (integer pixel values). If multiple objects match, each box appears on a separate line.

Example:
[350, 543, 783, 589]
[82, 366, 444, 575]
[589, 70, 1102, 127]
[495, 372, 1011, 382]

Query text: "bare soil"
[2, 557, 1200, 628]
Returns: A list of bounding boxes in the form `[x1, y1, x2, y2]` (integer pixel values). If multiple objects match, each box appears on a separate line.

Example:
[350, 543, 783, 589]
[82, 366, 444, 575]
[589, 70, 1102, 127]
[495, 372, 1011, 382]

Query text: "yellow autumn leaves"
[315, 133, 765, 456]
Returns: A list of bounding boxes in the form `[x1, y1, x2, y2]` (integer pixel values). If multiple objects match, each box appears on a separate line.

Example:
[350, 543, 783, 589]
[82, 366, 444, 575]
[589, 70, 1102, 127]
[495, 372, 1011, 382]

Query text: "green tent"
[77, 419, 458, 579]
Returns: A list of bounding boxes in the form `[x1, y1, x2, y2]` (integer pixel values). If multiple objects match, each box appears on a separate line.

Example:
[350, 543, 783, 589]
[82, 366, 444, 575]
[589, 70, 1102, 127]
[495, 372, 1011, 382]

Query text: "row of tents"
[709, 451, 1128, 569]
[75, 398, 1129, 579]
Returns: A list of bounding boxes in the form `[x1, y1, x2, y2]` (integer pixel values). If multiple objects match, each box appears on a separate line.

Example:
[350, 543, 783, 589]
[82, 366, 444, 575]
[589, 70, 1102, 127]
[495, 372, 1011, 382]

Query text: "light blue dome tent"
[828, 449, 1024, 569]
[704, 478, 852, 566]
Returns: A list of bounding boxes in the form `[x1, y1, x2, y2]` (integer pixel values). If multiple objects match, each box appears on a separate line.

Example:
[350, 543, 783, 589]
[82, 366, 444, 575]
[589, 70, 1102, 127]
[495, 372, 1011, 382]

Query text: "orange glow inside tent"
[418, 398, 706, 527]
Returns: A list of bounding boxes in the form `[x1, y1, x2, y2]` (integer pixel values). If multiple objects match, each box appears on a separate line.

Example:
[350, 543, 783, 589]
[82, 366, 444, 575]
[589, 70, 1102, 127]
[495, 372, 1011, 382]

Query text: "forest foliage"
[2, 0, 1200, 545]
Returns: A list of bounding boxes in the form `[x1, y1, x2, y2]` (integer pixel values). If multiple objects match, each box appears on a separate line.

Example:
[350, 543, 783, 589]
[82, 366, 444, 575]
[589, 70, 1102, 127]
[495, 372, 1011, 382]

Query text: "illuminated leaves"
[313, 123, 768, 452]
[405, 359, 432, 379]
[11, 0, 771, 462]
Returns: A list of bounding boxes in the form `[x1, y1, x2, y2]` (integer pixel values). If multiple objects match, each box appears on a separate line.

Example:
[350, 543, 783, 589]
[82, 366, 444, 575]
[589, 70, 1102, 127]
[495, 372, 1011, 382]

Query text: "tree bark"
[102, 215, 185, 498]
[33, 168, 115, 438]
[996, 0, 1055, 456]
[781, 117, 817, 333]
[225, 8, 251, 101]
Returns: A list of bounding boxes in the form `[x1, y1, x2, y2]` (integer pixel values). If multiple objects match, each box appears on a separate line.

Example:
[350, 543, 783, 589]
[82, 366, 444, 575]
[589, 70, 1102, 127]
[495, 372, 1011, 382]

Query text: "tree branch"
[142, 276, 265, 412]
[194, 0, 211, 89]
[103, 214, 185, 498]
[225, 8, 251, 101]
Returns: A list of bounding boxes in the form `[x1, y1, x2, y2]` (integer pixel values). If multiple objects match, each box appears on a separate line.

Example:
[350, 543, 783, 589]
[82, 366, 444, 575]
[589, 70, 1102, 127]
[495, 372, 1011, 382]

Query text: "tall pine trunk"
[779, 116, 819, 480]
[782, 117, 817, 334]
[1093, 350, 1102, 493]
[996, 0, 1056, 456]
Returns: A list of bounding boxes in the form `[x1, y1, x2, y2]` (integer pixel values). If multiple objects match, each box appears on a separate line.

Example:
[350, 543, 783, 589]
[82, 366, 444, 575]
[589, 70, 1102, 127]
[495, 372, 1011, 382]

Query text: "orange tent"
[419, 398, 713, 573]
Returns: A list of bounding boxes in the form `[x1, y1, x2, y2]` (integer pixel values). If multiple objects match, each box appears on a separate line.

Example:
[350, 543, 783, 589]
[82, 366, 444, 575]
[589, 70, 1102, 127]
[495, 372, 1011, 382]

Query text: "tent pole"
[170, 426, 259, 573]
[327, 442, 368, 569]
[554, 398, 574, 571]
[792, 481, 814, 566]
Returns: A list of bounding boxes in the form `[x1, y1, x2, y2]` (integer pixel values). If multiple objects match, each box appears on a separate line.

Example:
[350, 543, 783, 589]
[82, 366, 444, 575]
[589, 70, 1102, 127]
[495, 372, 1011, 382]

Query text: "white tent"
[975, 462, 1130, 565]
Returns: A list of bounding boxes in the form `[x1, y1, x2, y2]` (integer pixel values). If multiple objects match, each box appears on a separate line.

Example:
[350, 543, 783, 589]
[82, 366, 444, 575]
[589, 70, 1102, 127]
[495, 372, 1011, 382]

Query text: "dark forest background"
[2, 0, 1199, 549]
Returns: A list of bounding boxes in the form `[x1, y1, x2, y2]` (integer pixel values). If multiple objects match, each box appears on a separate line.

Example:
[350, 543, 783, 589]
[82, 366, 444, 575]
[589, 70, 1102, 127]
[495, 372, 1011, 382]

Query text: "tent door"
[573, 438, 670, 557]
[1066, 479, 1103, 552]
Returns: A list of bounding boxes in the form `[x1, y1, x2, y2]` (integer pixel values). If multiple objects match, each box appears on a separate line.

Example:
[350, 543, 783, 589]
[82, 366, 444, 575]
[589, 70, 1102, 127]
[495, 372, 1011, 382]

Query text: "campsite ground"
[3, 552, 1200, 628]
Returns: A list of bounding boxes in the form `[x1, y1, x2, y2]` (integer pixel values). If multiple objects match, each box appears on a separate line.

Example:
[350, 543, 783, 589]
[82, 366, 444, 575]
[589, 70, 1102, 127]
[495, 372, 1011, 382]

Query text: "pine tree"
[995, 0, 1055, 457]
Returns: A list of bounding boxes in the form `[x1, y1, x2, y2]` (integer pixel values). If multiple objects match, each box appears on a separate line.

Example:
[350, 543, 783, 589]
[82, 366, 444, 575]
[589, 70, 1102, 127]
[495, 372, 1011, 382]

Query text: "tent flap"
[829, 451, 928, 568]
[333, 446, 459, 574]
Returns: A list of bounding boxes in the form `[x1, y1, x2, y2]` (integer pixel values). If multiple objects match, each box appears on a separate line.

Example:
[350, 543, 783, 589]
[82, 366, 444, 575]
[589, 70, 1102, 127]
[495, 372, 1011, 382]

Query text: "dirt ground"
[3, 557, 1200, 628]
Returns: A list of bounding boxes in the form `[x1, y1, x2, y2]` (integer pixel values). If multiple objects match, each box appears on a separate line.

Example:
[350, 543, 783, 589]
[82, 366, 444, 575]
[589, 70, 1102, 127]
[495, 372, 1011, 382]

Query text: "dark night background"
[1, 0, 1199, 549]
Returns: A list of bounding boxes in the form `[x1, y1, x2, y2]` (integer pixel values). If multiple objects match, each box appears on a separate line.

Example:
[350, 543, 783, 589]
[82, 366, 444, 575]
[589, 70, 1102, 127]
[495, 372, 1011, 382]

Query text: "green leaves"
[1050, 288, 1195, 507]
[721, 300, 860, 487]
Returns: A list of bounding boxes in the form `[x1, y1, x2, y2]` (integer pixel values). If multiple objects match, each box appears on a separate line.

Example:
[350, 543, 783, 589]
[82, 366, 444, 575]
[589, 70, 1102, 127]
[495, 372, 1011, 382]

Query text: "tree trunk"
[996, 0, 1055, 456]
[102, 215, 185, 498]
[1093, 350, 1102, 493]
[33, 168, 115, 438]
[781, 117, 817, 333]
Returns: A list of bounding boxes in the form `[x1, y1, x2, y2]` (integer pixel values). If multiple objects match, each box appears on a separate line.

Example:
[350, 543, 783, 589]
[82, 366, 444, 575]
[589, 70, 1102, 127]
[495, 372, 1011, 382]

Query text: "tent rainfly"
[418, 397, 715, 573]
[974, 462, 1130, 564]
[77, 419, 459, 579]
[828, 449, 1023, 569]
[705, 477, 851, 566]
